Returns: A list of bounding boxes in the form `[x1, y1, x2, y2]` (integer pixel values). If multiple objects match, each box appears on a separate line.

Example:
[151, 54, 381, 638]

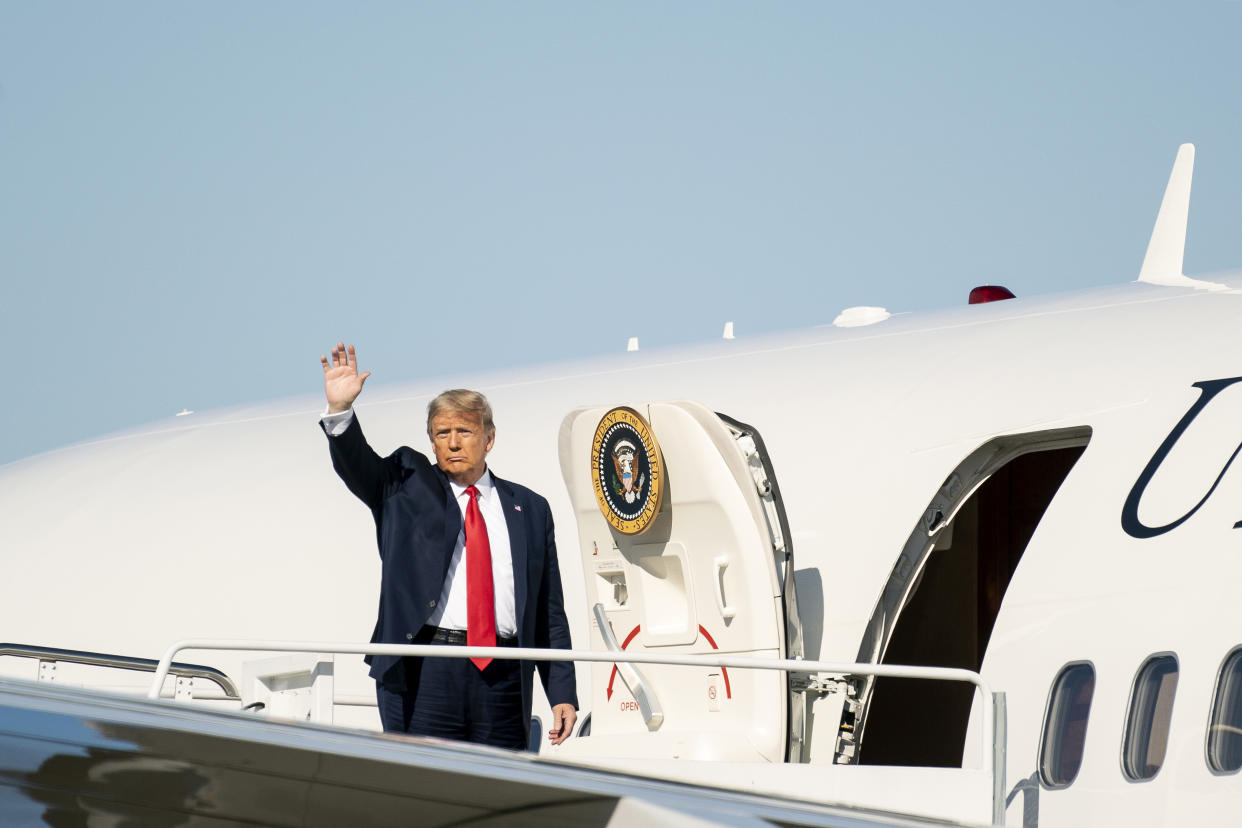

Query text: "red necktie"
[464, 485, 496, 670]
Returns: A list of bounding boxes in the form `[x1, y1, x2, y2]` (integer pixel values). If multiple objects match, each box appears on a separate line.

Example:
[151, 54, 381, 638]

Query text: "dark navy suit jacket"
[322, 415, 578, 720]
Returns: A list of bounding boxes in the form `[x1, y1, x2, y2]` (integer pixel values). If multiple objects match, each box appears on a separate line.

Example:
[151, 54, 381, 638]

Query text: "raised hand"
[320, 342, 371, 414]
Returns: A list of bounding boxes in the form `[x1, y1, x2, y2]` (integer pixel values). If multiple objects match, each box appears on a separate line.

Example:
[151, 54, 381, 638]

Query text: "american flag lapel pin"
[514, 505, 522, 512]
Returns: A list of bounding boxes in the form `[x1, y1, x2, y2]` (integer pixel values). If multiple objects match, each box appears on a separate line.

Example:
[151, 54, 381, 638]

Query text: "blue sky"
[3, 1, 1242, 465]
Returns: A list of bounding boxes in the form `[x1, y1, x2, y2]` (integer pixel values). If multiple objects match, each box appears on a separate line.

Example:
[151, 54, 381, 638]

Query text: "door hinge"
[835, 689, 863, 764]
[790, 673, 856, 697]
[790, 673, 864, 764]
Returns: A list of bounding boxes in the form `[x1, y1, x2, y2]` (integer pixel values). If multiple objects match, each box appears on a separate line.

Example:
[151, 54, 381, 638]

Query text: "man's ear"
[485, 429, 496, 452]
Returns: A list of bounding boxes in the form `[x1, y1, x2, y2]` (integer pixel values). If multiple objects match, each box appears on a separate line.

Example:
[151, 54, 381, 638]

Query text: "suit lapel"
[433, 467, 461, 580]
[494, 474, 529, 635]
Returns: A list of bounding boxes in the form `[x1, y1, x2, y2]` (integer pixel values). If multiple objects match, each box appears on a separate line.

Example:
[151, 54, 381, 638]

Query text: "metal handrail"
[2, 642, 239, 700]
[146, 639, 996, 766]
[148, 640, 1004, 821]
[148, 640, 1009, 821]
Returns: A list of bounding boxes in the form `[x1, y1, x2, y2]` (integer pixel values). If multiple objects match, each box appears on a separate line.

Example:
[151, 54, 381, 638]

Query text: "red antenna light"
[969, 285, 1016, 304]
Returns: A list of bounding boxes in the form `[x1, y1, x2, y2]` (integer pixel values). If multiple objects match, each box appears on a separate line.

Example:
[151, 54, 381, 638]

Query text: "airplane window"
[1207, 647, 1242, 773]
[1040, 662, 1095, 788]
[1122, 654, 1179, 781]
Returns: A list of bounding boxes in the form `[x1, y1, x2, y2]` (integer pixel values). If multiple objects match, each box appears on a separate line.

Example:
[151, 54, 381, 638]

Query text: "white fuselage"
[4, 276, 1242, 825]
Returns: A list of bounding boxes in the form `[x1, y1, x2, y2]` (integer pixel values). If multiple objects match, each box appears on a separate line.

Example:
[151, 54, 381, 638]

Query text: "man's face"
[429, 410, 494, 486]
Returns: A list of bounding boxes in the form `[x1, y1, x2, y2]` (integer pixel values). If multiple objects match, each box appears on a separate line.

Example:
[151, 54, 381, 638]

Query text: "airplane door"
[558, 401, 802, 763]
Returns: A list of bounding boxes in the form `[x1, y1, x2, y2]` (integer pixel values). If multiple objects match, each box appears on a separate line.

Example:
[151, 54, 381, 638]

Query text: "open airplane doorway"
[848, 427, 1091, 767]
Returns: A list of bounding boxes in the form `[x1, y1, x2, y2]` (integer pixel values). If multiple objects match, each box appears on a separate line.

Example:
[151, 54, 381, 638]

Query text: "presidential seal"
[591, 406, 665, 535]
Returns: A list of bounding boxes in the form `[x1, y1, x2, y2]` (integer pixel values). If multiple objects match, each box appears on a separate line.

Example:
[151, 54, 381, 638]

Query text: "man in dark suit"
[319, 342, 577, 749]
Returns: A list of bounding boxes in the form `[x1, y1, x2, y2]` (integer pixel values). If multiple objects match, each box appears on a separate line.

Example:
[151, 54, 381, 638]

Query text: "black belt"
[425, 626, 518, 647]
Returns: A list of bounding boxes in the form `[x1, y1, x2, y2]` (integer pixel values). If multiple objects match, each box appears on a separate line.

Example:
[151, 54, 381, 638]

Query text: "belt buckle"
[439, 628, 466, 645]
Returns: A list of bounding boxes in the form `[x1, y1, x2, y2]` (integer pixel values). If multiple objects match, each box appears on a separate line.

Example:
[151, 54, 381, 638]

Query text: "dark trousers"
[376, 628, 526, 750]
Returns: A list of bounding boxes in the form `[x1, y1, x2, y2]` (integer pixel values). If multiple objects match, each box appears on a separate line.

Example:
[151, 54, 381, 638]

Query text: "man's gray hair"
[426, 389, 495, 436]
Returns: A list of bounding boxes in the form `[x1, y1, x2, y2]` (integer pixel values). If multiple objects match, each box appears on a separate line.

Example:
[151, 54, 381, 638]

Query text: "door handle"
[593, 603, 664, 730]
[714, 556, 737, 620]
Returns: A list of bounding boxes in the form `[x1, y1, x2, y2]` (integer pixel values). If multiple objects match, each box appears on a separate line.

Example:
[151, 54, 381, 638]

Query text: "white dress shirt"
[321, 407, 518, 637]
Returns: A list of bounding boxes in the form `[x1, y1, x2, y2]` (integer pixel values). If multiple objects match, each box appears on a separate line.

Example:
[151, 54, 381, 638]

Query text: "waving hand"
[321, 342, 371, 414]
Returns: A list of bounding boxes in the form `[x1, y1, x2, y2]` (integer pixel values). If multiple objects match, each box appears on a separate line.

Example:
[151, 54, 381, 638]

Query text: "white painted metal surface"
[3, 145, 1242, 824]
[560, 401, 788, 763]
[4, 677, 943, 828]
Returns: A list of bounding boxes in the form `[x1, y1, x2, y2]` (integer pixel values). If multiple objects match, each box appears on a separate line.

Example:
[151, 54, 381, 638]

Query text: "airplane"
[2, 143, 1240, 826]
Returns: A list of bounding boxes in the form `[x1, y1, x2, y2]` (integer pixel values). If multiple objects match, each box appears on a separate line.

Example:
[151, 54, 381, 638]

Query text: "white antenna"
[1137, 144, 1224, 290]
[626, 337, 639, 352]
[722, 321, 735, 340]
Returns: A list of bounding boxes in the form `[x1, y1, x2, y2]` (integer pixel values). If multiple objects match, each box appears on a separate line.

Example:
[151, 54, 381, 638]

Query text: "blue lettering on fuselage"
[1122, 376, 1242, 539]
